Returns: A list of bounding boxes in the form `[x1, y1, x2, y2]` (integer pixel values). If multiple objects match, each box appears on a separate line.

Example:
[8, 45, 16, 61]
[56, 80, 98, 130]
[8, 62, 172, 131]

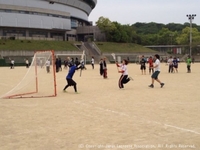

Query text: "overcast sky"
[89, 0, 200, 25]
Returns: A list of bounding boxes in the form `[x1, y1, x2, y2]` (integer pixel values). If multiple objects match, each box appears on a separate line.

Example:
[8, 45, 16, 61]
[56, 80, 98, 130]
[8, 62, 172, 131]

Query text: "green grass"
[0, 40, 155, 53]
[95, 42, 156, 53]
[0, 39, 79, 51]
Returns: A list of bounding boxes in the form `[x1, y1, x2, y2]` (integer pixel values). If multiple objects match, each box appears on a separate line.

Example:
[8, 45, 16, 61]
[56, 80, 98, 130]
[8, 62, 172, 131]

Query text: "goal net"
[1, 50, 57, 99]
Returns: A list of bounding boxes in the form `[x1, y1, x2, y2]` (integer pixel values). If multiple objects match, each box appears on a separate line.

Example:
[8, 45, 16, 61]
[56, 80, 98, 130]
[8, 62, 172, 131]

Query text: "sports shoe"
[63, 90, 67, 93]
[129, 77, 134, 81]
[160, 83, 165, 88]
[149, 84, 154, 88]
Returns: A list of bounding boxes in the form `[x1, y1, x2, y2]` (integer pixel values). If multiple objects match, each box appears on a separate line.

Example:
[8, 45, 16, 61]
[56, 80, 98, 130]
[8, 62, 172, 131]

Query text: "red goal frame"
[3, 50, 57, 99]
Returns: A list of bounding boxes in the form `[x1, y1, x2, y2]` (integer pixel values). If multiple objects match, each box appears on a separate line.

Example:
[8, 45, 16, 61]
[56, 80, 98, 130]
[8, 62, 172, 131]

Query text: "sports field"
[0, 62, 200, 150]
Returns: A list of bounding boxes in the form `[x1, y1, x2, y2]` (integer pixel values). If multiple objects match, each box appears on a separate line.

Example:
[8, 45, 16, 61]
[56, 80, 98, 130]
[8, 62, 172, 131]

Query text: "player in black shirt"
[140, 55, 146, 75]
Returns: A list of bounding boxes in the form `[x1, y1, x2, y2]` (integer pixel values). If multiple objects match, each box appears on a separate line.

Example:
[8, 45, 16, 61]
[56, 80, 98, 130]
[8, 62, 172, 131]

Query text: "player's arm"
[118, 66, 125, 73]
[118, 70, 124, 73]
[153, 63, 158, 68]
[76, 65, 82, 70]
[115, 62, 121, 67]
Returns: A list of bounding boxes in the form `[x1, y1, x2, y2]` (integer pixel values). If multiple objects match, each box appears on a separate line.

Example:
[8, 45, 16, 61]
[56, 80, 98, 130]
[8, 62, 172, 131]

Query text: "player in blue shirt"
[173, 57, 178, 73]
[63, 62, 79, 93]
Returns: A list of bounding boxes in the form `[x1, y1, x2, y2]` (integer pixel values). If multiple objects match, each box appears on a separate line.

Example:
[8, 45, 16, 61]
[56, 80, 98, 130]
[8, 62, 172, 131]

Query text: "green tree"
[96, 16, 116, 41]
[95, 17, 200, 46]
[176, 27, 200, 45]
[176, 27, 200, 54]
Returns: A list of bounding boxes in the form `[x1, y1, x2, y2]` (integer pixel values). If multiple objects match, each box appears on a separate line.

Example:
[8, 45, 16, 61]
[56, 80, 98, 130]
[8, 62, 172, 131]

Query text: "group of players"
[10, 53, 188, 94]
[62, 57, 87, 93]
[139, 54, 165, 88]
[63, 56, 108, 93]
[62, 54, 166, 93]
[10, 53, 192, 93]
[139, 55, 192, 74]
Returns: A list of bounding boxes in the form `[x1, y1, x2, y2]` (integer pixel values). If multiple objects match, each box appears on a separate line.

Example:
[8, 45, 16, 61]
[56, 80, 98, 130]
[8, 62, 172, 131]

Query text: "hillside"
[0, 39, 155, 53]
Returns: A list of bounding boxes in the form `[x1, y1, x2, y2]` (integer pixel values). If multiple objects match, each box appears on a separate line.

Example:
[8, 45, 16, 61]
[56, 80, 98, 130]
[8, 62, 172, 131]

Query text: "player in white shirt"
[10, 58, 14, 69]
[149, 54, 164, 88]
[45, 59, 50, 73]
[167, 56, 174, 73]
[91, 56, 94, 69]
[25, 58, 29, 68]
[116, 59, 133, 89]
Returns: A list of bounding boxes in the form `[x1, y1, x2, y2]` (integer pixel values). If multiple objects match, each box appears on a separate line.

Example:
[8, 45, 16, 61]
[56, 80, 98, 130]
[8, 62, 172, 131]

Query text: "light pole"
[186, 14, 196, 57]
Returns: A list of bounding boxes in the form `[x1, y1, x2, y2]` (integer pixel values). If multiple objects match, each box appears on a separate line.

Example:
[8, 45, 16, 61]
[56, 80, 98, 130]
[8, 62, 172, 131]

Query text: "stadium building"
[0, 0, 97, 41]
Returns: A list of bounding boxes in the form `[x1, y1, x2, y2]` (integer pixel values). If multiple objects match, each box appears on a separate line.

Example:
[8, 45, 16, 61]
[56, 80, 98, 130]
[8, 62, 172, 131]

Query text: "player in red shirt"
[148, 56, 154, 75]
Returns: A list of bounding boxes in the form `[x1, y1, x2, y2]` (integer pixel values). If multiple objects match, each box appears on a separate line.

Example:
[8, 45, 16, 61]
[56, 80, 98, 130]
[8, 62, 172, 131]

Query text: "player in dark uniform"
[103, 57, 107, 78]
[58, 58, 62, 71]
[173, 57, 178, 73]
[75, 57, 80, 67]
[140, 55, 146, 75]
[55, 58, 59, 72]
[63, 62, 80, 93]
[99, 58, 104, 76]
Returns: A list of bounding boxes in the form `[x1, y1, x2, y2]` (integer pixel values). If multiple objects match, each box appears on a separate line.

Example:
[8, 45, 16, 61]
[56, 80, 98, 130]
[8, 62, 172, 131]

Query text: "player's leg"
[47, 66, 50, 73]
[63, 84, 69, 91]
[100, 68, 102, 75]
[63, 79, 72, 91]
[140, 66, 143, 75]
[103, 69, 107, 78]
[156, 78, 165, 88]
[149, 71, 159, 88]
[103, 69, 105, 78]
[122, 75, 130, 84]
[71, 79, 77, 92]
[187, 65, 190, 73]
[154, 72, 164, 88]
[188, 65, 191, 73]
[168, 65, 171, 73]
[118, 75, 124, 88]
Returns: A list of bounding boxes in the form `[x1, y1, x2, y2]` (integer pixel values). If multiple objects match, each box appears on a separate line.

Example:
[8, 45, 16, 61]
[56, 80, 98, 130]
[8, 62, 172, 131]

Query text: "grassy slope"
[0, 40, 79, 51]
[0, 40, 155, 53]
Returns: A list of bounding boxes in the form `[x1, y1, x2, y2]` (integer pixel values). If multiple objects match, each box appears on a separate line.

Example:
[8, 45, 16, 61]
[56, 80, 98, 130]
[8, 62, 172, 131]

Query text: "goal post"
[1, 50, 57, 99]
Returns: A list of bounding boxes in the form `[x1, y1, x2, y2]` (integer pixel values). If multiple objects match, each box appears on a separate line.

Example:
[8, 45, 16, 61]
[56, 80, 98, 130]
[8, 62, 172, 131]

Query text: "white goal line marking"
[74, 100, 200, 136]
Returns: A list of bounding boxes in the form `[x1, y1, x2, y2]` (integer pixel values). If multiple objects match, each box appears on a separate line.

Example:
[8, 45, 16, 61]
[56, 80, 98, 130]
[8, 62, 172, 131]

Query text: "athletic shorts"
[151, 71, 160, 79]
[174, 65, 178, 68]
[140, 65, 146, 70]
[67, 78, 76, 86]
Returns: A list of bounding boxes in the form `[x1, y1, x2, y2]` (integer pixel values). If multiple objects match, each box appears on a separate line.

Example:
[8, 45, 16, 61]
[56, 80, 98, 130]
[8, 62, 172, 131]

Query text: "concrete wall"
[0, 0, 96, 30]
[0, 50, 84, 57]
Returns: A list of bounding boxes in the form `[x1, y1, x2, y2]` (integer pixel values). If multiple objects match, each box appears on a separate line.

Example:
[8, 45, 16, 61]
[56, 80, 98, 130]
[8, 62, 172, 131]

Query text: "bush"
[9, 37, 15, 40]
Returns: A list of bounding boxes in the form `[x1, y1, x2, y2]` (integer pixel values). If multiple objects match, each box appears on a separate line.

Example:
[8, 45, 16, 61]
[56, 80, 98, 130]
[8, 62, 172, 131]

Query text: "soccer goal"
[1, 50, 57, 99]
